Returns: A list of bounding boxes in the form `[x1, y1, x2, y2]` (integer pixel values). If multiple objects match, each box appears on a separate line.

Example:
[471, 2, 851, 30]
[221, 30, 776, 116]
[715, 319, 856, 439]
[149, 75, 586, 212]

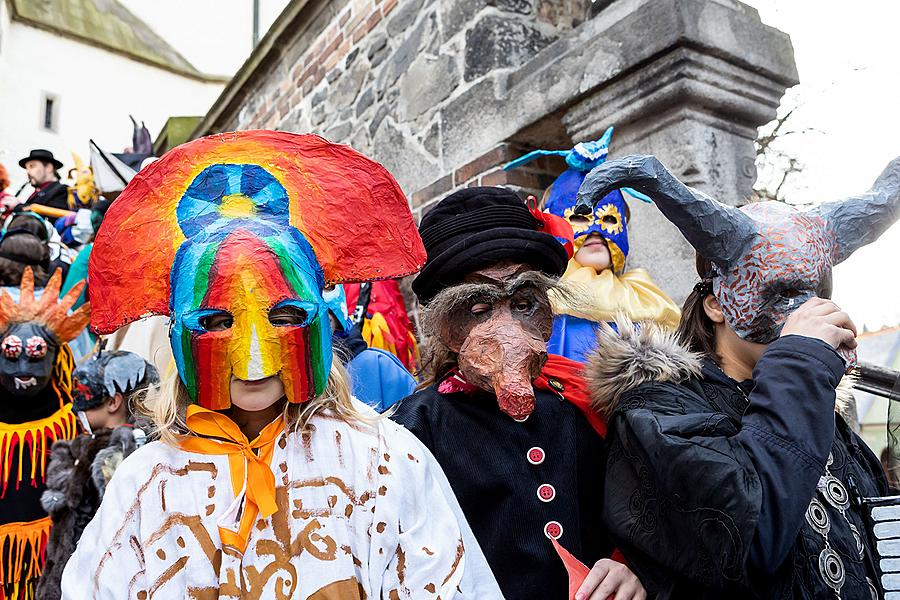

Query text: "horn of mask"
[575, 154, 757, 272]
[807, 156, 900, 264]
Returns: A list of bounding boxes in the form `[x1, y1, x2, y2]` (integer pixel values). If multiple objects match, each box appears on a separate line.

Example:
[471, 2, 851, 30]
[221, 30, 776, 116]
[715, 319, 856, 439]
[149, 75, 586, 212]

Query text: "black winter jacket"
[587, 323, 888, 599]
[392, 383, 611, 600]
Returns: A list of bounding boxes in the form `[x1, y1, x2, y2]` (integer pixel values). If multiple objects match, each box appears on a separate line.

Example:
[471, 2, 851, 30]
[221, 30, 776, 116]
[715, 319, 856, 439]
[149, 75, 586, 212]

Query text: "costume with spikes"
[0, 270, 89, 600]
[62, 131, 501, 599]
[505, 128, 680, 363]
[578, 154, 900, 598]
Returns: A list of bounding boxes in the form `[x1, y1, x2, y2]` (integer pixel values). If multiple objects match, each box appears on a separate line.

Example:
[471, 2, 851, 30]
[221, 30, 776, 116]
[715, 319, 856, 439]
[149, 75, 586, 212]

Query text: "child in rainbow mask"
[61, 132, 501, 599]
[505, 127, 680, 363]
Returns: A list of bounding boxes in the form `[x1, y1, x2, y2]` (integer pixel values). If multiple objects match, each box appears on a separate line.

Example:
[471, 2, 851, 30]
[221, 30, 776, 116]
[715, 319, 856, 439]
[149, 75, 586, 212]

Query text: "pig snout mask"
[424, 268, 557, 420]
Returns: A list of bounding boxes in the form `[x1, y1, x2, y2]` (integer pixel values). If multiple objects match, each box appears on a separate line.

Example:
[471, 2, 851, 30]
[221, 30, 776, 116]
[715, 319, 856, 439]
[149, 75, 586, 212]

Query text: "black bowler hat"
[18, 149, 63, 170]
[412, 186, 568, 305]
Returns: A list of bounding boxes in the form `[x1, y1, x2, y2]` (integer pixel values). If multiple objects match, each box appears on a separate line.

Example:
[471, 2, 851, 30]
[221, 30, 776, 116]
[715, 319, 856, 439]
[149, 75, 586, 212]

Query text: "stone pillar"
[561, 0, 798, 302]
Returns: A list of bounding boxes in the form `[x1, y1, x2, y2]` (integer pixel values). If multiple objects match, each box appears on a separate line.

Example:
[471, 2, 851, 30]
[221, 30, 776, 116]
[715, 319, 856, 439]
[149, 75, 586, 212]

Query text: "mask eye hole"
[601, 215, 618, 225]
[269, 305, 309, 327]
[1, 335, 22, 359]
[780, 288, 803, 300]
[568, 215, 591, 226]
[199, 312, 234, 332]
[512, 299, 534, 313]
[24, 336, 47, 359]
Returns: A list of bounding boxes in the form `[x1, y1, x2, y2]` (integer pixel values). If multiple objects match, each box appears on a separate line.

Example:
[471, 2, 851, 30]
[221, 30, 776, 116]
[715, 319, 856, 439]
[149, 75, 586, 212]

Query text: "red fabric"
[551, 540, 628, 600]
[527, 195, 574, 259]
[345, 279, 418, 372]
[534, 354, 606, 438]
[437, 371, 478, 395]
[552, 538, 590, 600]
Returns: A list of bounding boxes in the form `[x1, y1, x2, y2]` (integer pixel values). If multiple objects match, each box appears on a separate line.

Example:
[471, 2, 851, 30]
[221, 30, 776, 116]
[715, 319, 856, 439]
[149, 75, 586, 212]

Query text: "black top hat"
[412, 186, 568, 304]
[18, 149, 63, 171]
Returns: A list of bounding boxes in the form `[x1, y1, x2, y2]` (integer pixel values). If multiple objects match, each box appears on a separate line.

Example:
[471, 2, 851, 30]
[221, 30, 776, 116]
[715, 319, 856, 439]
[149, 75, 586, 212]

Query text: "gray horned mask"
[575, 155, 900, 355]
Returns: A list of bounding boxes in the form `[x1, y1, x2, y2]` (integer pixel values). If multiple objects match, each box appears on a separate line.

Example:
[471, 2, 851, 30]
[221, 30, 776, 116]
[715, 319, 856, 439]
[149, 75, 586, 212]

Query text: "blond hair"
[139, 361, 373, 446]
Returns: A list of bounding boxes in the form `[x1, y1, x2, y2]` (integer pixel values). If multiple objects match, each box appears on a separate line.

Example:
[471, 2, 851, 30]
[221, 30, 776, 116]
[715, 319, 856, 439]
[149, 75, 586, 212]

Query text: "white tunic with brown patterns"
[60, 404, 502, 599]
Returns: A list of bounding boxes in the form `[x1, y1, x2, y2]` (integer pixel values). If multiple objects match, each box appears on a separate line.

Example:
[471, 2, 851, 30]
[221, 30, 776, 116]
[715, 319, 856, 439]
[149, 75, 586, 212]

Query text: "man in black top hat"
[19, 149, 69, 214]
[391, 186, 645, 600]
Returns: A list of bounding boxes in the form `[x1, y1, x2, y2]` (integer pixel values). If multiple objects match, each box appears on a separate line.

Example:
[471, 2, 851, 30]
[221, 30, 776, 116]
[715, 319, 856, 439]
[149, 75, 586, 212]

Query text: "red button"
[527, 447, 545, 465]
[537, 484, 556, 502]
[544, 521, 563, 540]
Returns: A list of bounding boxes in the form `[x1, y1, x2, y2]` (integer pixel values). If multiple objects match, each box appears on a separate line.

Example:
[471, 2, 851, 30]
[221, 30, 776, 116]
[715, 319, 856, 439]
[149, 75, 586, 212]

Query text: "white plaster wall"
[0, 20, 224, 193]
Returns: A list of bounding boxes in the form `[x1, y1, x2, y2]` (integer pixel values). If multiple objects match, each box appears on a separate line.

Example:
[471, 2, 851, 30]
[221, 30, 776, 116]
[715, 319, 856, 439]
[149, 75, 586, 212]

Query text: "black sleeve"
[48, 183, 71, 210]
[738, 335, 844, 572]
[602, 335, 844, 591]
[389, 390, 436, 451]
[603, 383, 763, 592]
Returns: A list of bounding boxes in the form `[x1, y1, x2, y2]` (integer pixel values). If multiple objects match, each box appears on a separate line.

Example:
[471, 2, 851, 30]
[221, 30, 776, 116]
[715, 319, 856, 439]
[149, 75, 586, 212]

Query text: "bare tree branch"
[753, 93, 814, 205]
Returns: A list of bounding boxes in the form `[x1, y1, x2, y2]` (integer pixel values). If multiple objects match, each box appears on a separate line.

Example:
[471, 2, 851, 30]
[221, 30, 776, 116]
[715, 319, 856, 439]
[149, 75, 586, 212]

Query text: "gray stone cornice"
[441, 0, 798, 169]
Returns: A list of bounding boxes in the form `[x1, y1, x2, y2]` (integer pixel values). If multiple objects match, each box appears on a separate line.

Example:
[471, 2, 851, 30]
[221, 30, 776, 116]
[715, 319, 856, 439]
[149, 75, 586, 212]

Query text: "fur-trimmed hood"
[585, 316, 857, 424]
[585, 316, 701, 418]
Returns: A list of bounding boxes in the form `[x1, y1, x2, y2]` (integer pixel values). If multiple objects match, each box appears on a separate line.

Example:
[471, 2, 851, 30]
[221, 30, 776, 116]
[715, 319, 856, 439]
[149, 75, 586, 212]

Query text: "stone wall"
[196, 0, 799, 303]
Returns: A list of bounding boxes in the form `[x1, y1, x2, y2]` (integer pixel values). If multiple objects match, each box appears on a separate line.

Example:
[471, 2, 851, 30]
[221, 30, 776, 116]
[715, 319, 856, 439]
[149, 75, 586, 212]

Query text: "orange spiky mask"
[0, 268, 90, 398]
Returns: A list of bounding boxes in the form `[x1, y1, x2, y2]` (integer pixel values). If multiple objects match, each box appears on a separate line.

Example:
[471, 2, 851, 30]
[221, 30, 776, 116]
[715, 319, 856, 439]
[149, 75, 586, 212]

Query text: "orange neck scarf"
[179, 405, 285, 530]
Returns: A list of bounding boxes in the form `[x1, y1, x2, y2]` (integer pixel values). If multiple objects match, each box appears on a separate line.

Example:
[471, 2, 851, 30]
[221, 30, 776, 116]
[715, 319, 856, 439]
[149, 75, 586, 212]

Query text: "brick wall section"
[411, 143, 566, 220]
[209, 0, 591, 214]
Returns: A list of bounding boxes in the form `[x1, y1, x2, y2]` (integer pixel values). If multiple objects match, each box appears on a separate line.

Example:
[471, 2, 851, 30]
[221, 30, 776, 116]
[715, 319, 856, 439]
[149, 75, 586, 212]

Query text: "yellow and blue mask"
[503, 126, 650, 274]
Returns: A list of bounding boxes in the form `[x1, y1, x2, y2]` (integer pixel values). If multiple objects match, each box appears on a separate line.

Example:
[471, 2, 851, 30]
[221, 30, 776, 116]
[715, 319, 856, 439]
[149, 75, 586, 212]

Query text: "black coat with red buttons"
[391, 379, 612, 599]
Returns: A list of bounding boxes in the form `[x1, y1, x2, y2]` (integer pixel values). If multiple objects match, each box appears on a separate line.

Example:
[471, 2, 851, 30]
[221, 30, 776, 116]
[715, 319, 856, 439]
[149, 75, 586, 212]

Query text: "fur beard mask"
[421, 266, 562, 420]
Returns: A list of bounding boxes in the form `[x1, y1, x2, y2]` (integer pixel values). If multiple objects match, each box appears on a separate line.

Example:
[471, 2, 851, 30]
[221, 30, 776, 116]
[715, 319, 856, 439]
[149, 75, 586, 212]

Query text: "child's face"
[573, 234, 612, 272]
[79, 404, 108, 432]
[229, 375, 286, 412]
[77, 393, 127, 433]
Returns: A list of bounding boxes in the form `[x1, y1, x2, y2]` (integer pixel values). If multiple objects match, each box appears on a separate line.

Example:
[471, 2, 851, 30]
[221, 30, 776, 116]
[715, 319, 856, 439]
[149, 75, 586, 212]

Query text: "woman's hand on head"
[780, 297, 858, 350]
[575, 559, 646, 600]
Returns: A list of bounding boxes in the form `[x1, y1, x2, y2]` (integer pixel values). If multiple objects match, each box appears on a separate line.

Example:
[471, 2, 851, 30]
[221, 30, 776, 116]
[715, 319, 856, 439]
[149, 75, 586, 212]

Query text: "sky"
[127, 0, 900, 330]
[119, 0, 289, 76]
[743, 0, 900, 331]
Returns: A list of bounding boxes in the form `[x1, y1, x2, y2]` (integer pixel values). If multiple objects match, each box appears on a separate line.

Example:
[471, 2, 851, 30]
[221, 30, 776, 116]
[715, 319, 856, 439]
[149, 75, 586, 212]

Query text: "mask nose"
[457, 308, 547, 420]
[231, 322, 281, 381]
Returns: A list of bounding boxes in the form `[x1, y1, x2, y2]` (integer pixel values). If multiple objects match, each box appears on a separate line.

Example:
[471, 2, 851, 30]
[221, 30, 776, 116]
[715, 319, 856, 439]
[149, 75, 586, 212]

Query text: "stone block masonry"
[195, 0, 798, 303]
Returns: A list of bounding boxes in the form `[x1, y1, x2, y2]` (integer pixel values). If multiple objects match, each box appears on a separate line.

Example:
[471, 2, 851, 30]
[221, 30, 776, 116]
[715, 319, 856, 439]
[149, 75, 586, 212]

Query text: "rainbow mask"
[88, 132, 425, 409]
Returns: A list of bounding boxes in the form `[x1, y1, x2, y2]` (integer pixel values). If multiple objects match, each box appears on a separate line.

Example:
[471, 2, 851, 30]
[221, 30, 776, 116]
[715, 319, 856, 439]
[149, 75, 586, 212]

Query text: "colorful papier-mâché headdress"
[575, 154, 900, 346]
[88, 131, 426, 410]
[503, 127, 651, 274]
